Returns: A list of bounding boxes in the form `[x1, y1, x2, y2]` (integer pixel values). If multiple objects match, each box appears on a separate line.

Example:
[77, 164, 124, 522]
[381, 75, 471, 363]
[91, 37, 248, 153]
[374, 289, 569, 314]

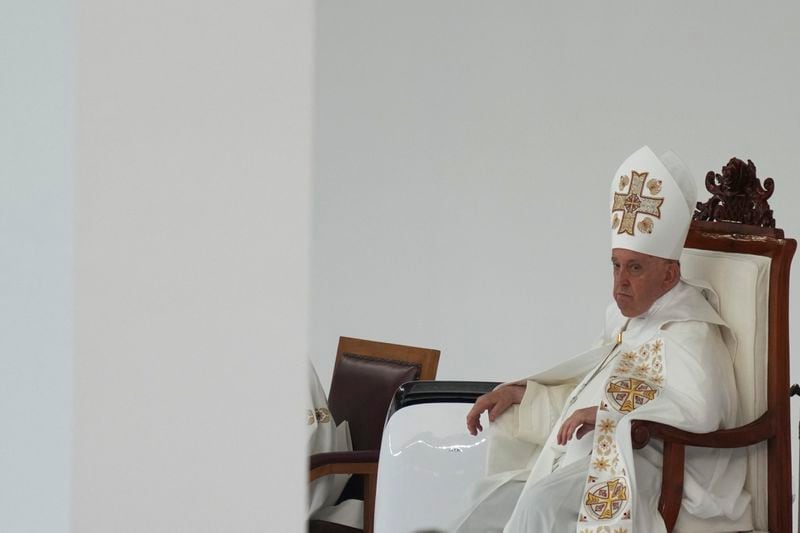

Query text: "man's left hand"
[557, 406, 598, 445]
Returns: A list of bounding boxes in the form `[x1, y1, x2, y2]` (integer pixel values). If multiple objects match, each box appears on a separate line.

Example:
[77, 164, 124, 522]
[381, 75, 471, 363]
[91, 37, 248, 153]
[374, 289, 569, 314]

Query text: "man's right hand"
[465, 384, 526, 436]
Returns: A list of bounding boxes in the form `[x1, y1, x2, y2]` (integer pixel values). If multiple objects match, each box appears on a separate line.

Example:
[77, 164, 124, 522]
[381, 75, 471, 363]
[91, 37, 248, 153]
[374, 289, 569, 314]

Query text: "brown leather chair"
[309, 336, 440, 533]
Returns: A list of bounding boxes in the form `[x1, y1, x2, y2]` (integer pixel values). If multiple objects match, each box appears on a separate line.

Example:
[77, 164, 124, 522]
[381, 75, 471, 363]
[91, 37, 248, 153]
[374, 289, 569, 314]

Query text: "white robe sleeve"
[484, 333, 611, 477]
[517, 380, 576, 444]
[485, 380, 575, 476]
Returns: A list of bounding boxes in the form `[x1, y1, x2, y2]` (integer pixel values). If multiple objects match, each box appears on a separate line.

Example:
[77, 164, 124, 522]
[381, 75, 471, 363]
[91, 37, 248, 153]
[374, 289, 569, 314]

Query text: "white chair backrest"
[680, 248, 771, 531]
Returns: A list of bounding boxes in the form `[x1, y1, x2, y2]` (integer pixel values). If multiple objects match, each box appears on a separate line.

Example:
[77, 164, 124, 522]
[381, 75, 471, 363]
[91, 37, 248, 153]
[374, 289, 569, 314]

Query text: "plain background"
[3, 1, 800, 532]
[311, 0, 800, 387]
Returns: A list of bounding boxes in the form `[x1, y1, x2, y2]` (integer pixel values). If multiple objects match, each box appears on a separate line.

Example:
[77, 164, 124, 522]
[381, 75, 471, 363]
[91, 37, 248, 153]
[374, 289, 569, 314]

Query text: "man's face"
[611, 248, 678, 318]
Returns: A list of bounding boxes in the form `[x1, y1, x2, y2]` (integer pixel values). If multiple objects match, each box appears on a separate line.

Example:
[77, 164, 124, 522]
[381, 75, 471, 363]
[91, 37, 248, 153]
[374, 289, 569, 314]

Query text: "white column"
[74, 1, 311, 531]
[0, 2, 74, 532]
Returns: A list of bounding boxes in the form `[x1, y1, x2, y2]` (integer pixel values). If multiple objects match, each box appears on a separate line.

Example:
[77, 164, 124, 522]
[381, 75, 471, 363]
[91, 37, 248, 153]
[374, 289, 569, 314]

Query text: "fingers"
[557, 416, 568, 445]
[465, 387, 525, 435]
[557, 417, 576, 445]
[560, 419, 583, 444]
[466, 414, 482, 436]
[557, 407, 599, 444]
[465, 405, 481, 435]
[488, 395, 511, 423]
[575, 407, 598, 440]
[575, 422, 594, 440]
[465, 394, 492, 435]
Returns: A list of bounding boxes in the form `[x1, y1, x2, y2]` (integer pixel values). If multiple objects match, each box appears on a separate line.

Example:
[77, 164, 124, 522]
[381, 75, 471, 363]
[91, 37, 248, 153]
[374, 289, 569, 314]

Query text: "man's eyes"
[611, 262, 644, 273]
[611, 262, 644, 275]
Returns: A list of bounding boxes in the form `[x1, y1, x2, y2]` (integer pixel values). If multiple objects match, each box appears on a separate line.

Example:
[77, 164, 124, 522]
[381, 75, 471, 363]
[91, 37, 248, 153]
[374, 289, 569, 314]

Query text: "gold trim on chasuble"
[606, 378, 658, 413]
[307, 407, 332, 425]
[315, 408, 332, 423]
[585, 478, 628, 520]
[578, 527, 629, 533]
[611, 170, 664, 236]
[577, 337, 665, 533]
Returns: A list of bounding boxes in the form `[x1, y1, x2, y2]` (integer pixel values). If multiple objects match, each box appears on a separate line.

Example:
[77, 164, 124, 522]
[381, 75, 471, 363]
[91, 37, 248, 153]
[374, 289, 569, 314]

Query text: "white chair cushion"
[680, 248, 771, 532]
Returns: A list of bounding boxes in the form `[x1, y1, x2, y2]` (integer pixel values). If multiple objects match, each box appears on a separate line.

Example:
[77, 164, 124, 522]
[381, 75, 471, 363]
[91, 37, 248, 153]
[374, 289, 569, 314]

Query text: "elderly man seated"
[455, 147, 752, 533]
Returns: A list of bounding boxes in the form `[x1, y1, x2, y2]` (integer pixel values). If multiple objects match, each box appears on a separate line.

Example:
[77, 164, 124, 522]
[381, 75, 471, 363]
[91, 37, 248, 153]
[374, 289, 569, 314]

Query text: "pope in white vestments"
[455, 147, 752, 533]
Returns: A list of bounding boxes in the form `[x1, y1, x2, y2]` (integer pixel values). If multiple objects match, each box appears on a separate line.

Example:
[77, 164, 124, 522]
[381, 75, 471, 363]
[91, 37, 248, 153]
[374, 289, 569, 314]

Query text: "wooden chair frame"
[334, 336, 440, 382]
[310, 450, 379, 532]
[309, 336, 440, 533]
[630, 158, 796, 533]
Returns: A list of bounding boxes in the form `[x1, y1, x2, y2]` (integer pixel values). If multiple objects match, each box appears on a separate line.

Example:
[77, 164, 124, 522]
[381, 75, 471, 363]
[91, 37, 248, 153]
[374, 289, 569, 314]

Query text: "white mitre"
[610, 146, 697, 260]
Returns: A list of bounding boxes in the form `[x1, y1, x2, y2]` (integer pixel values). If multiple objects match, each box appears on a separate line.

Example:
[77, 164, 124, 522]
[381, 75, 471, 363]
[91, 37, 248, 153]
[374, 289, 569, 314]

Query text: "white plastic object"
[374, 403, 488, 533]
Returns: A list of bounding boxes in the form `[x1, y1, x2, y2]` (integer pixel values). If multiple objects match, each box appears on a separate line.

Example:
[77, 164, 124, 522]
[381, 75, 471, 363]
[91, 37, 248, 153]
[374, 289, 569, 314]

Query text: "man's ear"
[663, 261, 680, 288]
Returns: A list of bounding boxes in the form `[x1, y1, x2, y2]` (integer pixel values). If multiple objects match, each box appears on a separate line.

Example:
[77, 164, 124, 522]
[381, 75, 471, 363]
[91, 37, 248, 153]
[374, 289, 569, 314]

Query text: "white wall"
[312, 0, 800, 383]
[312, 0, 800, 525]
[73, 1, 311, 531]
[0, 1, 73, 531]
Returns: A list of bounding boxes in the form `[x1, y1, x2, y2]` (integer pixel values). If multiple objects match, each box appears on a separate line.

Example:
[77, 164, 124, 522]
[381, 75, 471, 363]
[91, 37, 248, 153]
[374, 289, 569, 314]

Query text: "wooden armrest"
[630, 412, 774, 450]
[309, 450, 380, 533]
[629, 412, 775, 533]
[309, 450, 380, 481]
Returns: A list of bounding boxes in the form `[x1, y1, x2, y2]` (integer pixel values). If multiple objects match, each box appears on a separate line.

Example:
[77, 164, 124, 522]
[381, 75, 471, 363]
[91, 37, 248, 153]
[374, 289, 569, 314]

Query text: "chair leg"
[363, 470, 377, 533]
[658, 441, 685, 532]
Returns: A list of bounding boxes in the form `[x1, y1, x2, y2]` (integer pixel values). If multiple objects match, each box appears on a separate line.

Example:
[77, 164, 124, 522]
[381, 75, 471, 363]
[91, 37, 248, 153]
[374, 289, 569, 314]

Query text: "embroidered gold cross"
[612, 170, 663, 235]
[585, 478, 628, 520]
[607, 377, 658, 413]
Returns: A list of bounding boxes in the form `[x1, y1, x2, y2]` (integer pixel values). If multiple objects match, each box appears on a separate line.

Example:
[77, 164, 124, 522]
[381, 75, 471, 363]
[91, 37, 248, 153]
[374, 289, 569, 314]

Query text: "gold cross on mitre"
[585, 478, 628, 520]
[611, 170, 664, 235]
[607, 377, 658, 413]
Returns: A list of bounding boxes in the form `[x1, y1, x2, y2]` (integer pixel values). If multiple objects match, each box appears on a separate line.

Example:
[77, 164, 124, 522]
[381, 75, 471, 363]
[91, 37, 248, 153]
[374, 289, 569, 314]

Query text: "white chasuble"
[456, 281, 752, 533]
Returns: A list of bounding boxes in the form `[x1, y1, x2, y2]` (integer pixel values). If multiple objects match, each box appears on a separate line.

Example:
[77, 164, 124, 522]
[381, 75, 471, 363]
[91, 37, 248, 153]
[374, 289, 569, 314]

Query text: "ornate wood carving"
[694, 157, 776, 227]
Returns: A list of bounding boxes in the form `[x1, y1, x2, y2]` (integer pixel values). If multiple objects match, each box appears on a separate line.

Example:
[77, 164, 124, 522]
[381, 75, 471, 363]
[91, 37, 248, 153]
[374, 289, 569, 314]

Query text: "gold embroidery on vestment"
[585, 478, 628, 520]
[646, 179, 662, 195]
[606, 377, 658, 413]
[314, 408, 332, 424]
[652, 339, 663, 353]
[611, 170, 664, 236]
[592, 457, 611, 472]
[637, 217, 654, 234]
[596, 435, 613, 456]
[598, 418, 616, 434]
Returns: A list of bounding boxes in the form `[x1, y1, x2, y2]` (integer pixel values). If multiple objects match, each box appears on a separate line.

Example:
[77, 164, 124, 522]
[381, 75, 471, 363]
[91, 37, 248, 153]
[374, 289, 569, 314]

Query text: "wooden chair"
[630, 157, 796, 532]
[309, 336, 440, 533]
